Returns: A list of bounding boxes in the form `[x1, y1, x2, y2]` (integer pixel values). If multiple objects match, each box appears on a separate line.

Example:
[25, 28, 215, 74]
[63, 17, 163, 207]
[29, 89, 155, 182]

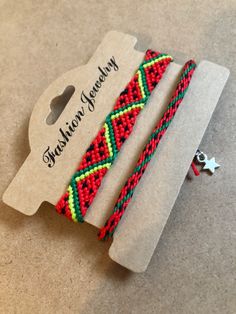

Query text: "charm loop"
[196, 151, 207, 163]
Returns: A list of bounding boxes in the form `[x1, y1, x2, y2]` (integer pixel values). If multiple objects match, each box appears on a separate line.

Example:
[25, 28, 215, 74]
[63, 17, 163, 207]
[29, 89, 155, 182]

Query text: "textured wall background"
[0, 1, 235, 313]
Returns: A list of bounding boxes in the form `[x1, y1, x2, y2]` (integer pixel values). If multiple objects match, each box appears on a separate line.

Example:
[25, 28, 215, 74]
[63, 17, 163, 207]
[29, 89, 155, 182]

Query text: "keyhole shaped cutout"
[46, 85, 75, 125]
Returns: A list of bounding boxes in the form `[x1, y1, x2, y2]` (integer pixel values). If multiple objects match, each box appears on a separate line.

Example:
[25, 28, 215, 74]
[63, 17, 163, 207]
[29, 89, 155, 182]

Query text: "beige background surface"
[0, 1, 235, 313]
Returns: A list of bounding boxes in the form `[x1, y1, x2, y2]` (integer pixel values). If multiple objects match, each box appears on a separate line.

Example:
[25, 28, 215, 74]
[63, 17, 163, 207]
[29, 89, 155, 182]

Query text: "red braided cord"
[99, 60, 196, 240]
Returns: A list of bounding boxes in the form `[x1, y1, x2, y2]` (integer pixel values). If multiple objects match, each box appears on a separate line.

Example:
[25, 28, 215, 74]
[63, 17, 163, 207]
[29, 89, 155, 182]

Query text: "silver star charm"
[195, 150, 220, 174]
[203, 157, 220, 174]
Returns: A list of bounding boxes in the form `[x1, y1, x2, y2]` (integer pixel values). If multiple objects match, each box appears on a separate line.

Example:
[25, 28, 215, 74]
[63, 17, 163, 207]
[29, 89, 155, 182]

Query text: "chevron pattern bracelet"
[56, 50, 173, 222]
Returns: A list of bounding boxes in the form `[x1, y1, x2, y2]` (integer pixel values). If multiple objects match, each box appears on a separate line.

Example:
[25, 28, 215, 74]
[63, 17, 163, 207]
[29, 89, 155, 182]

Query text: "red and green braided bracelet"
[98, 59, 197, 240]
[56, 50, 173, 222]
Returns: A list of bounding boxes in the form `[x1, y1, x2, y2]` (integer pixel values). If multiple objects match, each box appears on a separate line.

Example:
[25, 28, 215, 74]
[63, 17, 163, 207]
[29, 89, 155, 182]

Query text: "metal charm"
[195, 150, 220, 174]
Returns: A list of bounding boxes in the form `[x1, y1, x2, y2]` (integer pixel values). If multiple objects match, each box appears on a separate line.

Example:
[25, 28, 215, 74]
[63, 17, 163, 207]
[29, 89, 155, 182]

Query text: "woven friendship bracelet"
[56, 50, 173, 222]
[98, 60, 197, 240]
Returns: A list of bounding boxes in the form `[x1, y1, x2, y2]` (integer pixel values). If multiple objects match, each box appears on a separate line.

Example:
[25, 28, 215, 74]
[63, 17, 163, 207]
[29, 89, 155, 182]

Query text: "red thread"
[191, 161, 200, 176]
